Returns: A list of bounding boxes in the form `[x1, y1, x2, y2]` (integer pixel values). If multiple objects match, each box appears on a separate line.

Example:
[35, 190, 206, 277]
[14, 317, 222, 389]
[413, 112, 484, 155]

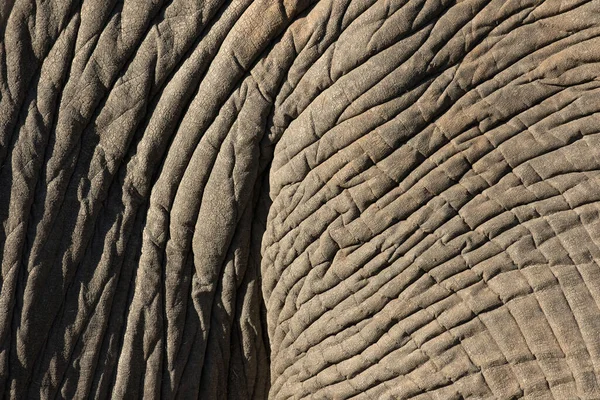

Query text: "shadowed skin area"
[1, 0, 600, 398]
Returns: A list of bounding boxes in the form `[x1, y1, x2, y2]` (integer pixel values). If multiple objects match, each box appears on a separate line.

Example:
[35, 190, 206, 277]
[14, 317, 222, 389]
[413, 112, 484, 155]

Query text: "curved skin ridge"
[1, 0, 600, 398]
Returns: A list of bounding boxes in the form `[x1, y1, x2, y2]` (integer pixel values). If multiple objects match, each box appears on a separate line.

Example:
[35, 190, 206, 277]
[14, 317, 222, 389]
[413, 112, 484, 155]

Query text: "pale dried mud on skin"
[1, 0, 600, 399]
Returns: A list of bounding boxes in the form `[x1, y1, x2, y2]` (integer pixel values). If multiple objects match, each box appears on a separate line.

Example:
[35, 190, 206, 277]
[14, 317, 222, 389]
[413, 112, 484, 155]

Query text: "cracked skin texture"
[1, 0, 600, 398]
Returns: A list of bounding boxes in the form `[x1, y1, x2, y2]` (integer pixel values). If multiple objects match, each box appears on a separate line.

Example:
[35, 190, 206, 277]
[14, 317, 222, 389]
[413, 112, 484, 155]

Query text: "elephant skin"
[1, 0, 600, 399]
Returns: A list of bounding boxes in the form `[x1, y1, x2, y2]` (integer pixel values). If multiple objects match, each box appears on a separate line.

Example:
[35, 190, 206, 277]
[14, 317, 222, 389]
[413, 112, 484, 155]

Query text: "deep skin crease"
[1, 0, 600, 399]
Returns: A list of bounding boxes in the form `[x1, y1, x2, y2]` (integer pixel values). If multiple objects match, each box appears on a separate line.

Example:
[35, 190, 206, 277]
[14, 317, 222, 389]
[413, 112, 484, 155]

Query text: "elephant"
[1, 0, 600, 398]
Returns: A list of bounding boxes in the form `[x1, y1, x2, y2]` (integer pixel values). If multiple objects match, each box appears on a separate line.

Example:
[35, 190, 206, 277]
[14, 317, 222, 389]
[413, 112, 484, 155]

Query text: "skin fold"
[1, 0, 600, 398]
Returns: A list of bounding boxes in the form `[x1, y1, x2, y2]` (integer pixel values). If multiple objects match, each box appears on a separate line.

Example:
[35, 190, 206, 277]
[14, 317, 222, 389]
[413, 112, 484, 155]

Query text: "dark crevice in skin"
[0, 10, 84, 400]
[100, 2, 249, 396]
[152, 2, 328, 396]
[0, 0, 84, 170]
[190, 80, 274, 398]
[2, 0, 600, 398]
[163, 97, 246, 398]
[271, 144, 600, 395]
[264, 1, 600, 398]
[268, 0, 543, 188]
[0, 1, 82, 276]
[8, 0, 172, 392]
[86, 201, 146, 399]
[105, 0, 324, 396]
[272, 0, 375, 110]
[4, 0, 138, 392]
[265, 17, 600, 317]
[22, 0, 249, 396]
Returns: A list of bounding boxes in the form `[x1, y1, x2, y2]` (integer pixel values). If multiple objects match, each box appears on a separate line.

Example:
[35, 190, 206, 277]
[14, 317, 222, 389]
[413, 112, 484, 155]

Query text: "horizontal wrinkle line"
[269, 154, 491, 323]
[272, 173, 600, 379]
[274, 0, 546, 172]
[519, 0, 594, 30]
[352, 91, 596, 233]
[271, 16, 573, 205]
[287, 298, 487, 398]
[273, 73, 432, 202]
[318, 211, 589, 355]
[279, 308, 435, 388]
[269, 88, 434, 245]
[275, 244, 457, 375]
[268, 23, 595, 246]
[288, 271, 564, 398]
[272, 24, 434, 176]
[311, 337, 472, 396]
[267, 142, 600, 312]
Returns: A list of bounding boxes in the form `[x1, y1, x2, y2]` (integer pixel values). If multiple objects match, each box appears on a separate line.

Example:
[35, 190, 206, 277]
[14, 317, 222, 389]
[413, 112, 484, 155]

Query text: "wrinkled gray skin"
[1, 0, 600, 398]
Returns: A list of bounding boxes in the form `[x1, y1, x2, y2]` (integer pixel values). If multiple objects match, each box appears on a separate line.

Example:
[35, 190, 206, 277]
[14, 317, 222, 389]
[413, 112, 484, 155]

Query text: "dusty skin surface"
[1, 0, 600, 398]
